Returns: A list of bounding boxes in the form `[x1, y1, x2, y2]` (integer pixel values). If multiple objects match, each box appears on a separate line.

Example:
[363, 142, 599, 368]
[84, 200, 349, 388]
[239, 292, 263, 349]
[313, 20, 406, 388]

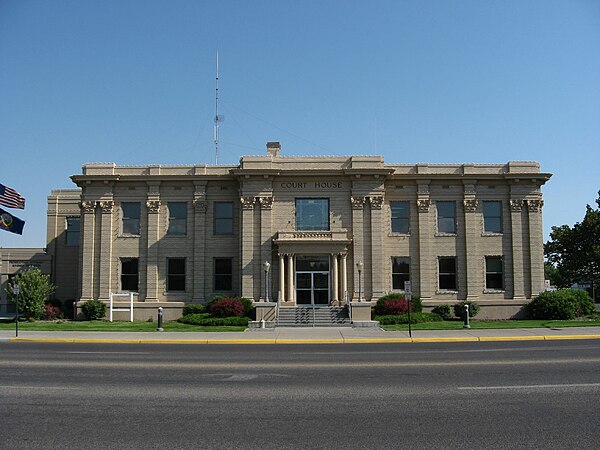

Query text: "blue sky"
[1, 0, 599, 247]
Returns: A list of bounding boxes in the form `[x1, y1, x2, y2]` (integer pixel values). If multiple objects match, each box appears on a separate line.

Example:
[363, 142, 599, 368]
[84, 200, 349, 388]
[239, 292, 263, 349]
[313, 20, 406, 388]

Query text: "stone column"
[369, 195, 385, 299]
[279, 253, 286, 303]
[79, 201, 96, 301]
[287, 254, 294, 304]
[145, 197, 161, 302]
[340, 252, 348, 304]
[97, 200, 114, 301]
[240, 196, 256, 300]
[527, 199, 545, 298]
[331, 253, 339, 305]
[510, 199, 526, 300]
[258, 196, 273, 302]
[463, 184, 479, 300]
[192, 185, 207, 303]
[416, 181, 432, 300]
[350, 196, 365, 300]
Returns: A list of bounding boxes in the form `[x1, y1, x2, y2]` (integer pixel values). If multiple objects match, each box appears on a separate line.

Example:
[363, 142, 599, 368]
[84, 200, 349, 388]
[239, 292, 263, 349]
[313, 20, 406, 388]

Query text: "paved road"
[1, 340, 600, 449]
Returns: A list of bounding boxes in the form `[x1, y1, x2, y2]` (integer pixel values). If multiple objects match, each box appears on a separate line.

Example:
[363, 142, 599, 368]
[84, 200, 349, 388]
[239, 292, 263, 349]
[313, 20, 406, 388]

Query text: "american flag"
[0, 183, 25, 209]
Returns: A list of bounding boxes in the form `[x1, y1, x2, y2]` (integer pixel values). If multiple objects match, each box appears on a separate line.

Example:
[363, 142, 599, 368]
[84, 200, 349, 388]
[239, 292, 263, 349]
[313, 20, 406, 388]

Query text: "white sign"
[12, 284, 20, 296]
[404, 281, 412, 301]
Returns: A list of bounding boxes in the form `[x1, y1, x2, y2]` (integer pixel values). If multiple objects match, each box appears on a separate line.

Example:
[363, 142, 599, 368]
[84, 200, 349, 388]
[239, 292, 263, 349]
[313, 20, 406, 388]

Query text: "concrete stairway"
[277, 306, 351, 327]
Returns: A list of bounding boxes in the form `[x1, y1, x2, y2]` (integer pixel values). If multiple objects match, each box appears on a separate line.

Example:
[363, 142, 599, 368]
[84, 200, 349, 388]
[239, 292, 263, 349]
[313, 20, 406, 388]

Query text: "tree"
[545, 191, 600, 301]
[6, 267, 57, 320]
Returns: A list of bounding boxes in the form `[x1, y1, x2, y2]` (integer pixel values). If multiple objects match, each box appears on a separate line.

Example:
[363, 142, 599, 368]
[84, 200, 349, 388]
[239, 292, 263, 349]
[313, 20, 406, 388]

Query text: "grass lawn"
[381, 319, 600, 331]
[0, 319, 247, 332]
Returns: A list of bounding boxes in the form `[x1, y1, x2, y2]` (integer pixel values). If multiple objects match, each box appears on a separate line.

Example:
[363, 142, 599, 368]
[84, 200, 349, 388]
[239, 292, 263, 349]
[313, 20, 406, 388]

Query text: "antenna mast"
[214, 50, 223, 165]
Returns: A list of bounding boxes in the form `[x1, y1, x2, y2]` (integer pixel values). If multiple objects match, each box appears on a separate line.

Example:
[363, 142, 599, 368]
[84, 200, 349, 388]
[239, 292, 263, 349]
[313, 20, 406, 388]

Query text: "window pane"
[439, 257, 457, 290]
[167, 258, 186, 291]
[121, 258, 139, 291]
[392, 257, 410, 290]
[66, 217, 80, 246]
[437, 201, 456, 233]
[214, 258, 233, 291]
[168, 202, 187, 235]
[296, 199, 329, 231]
[485, 256, 503, 290]
[390, 201, 410, 233]
[483, 201, 502, 233]
[214, 202, 233, 235]
[122, 203, 141, 235]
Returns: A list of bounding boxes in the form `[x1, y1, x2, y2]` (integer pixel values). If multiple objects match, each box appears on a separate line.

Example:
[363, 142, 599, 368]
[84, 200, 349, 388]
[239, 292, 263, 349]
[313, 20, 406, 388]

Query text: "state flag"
[0, 183, 26, 209]
[0, 207, 25, 235]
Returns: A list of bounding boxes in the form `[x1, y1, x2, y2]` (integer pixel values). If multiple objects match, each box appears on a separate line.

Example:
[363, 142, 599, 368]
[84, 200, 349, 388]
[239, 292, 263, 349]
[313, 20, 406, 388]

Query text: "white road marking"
[458, 383, 600, 390]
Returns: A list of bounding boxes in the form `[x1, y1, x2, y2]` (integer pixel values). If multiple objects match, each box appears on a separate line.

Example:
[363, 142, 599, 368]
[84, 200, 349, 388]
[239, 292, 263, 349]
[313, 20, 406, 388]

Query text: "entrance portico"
[274, 230, 351, 306]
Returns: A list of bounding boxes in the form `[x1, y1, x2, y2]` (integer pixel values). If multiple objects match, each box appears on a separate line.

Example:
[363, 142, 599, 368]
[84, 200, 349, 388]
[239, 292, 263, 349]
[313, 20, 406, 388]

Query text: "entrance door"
[295, 255, 329, 306]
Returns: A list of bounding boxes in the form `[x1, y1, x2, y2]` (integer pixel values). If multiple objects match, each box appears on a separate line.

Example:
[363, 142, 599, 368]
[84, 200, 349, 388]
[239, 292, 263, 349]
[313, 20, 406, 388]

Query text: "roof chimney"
[266, 141, 281, 157]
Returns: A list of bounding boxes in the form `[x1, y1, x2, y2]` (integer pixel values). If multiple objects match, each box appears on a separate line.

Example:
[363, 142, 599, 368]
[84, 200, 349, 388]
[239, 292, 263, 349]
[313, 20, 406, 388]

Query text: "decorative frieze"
[417, 199, 431, 213]
[510, 199, 524, 212]
[350, 196, 366, 209]
[463, 198, 478, 213]
[527, 199, 544, 212]
[369, 196, 384, 209]
[98, 201, 114, 214]
[146, 200, 161, 213]
[240, 196, 256, 210]
[258, 196, 273, 209]
[79, 201, 96, 213]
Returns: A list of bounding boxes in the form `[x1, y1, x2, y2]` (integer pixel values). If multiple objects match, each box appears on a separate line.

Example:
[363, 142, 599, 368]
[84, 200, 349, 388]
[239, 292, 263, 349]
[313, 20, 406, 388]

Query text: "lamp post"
[356, 261, 364, 302]
[263, 261, 271, 302]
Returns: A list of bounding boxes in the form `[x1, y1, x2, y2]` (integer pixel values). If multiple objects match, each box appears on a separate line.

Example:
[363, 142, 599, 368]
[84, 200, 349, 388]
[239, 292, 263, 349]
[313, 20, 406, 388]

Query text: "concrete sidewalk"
[3, 326, 600, 344]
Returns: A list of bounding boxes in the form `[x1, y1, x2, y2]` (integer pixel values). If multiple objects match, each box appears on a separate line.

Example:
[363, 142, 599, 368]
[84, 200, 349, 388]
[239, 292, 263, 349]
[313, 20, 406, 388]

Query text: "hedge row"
[374, 312, 442, 325]
[525, 289, 595, 320]
[178, 314, 251, 326]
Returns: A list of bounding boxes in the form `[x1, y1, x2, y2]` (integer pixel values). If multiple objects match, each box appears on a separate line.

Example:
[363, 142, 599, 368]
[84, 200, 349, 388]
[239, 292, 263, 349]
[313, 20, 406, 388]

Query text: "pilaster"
[79, 201, 96, 301]
[463, 183, 479, 300]
[350, 196, 365, 300]
[416, 181, 432, 300]
[510, 198, 526, 299]
[97, 199, 114, 301]
[240, 196, 256, 299]
[258, 196, 273, 302]
[145, 191, 161, 302]
[192, 184, 207, 302]
[369, 195, 385, 299]
[527, 198, 545, 297]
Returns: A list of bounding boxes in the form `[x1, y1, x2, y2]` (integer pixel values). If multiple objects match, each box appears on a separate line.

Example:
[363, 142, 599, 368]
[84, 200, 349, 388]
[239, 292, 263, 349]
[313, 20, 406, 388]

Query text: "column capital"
[240, 196, 256, 210]
[351, 196, 366, 209]
[463, 198, 478, 213]
[79, 201, 96, 213]
[417, 199, 431, 213]
[146, 200, 161, 213]
[510, 199, 524, 212]
[193, 198, 207, 213]
[258, 196, 273, 209]
[369, 195, 384, 209]
[98, 200, 114, 214]
[527, 199, 544, 212]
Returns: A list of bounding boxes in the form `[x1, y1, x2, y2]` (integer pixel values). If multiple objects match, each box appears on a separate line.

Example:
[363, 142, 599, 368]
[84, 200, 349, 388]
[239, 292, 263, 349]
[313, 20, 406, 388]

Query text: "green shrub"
[81, 299, 107, 320]
[7, 267, 57, 320]
[374, 293, 422, 316]
[453, 301, 480, 319]
[374, 312, 442, 325]
[525, 289, 595, 320]
[177, 314, 250, 326]
[183, 304, 206, 316]
[431, 304, 452, 320]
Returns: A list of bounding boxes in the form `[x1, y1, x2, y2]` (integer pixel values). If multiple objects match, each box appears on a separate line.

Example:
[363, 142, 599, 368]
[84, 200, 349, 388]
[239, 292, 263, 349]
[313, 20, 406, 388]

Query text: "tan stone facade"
[49, 142, 551, 319]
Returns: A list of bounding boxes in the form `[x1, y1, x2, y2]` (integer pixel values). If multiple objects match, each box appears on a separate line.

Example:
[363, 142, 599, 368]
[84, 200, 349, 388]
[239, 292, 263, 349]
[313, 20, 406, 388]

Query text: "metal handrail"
[276, 292, 281, 326]
[346, 291, 352, 323]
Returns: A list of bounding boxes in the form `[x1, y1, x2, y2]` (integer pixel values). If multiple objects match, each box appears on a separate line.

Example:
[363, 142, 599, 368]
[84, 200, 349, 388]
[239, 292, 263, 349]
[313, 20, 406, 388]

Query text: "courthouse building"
[45, 142, 550, 320]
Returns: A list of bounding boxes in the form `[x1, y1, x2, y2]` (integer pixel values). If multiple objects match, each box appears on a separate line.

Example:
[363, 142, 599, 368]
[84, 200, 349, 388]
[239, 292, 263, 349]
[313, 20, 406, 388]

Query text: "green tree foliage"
[7, 267, 57, 320]
[545, 192, 600, 300]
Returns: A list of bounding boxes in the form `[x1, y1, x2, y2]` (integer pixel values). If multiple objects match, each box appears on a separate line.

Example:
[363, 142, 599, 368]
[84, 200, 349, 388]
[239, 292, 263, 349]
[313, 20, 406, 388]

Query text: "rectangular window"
[296, 198, 329, 231]
[167, 258, 186, 291]
[214, 258, 233, 291]
[485, 256, 504, 290]
[65, 217, 80, 246]
[214, 202, 233, 235]
[121, 258, 139, 291]
[122, 202, 141, 235]
[483, 201, 503, 233]
[438, 257, 457, 290]
[390, 201, 410, 233]
[167, 202, 187, 235]
[392, 257, 410, 290]
[437, 201, 456, 234]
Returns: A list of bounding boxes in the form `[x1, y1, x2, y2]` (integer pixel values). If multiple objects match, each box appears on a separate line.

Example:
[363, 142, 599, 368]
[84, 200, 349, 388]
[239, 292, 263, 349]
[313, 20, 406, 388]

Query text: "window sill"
[483, 289, 505, 294]
[482, 232, 503, 237]
[118, 234, 140, 239]
[435, 233, 457, 237]
[436, 290, 458, 295]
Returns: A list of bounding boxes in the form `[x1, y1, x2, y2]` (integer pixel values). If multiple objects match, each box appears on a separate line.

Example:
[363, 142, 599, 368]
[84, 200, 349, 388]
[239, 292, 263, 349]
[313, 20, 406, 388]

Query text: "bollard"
[157, 306, 164, 332]
[463, 304, 470, 329]
[261, 319, 265, 329]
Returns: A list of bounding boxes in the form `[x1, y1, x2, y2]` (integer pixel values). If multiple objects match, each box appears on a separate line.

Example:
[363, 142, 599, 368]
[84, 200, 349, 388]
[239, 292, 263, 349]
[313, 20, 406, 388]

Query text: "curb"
[7, 334, 600, 344]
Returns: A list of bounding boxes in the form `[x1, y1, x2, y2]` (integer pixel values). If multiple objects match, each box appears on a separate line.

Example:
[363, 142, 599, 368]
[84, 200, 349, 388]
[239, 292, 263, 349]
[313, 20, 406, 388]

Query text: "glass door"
[295, 255, 330, 306]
